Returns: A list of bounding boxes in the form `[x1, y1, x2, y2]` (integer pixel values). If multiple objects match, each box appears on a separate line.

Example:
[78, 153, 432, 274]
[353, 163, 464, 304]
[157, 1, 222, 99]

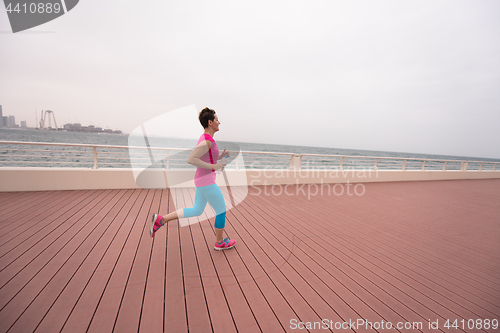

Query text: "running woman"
[150, 107, 236, 251]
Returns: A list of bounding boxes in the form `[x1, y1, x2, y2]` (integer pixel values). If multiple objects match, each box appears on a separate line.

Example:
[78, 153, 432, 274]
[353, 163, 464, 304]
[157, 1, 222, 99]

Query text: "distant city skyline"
[0, 104, 21, 128]
[0, 104, 123, 132]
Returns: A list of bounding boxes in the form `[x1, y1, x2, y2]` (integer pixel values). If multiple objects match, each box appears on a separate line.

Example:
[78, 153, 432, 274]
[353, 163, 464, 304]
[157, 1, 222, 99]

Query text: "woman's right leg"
[162, 187, 208, 223]
[150, 188, 207, 237]
[159, 209, 184, 225]
[183, 187, 208, 218]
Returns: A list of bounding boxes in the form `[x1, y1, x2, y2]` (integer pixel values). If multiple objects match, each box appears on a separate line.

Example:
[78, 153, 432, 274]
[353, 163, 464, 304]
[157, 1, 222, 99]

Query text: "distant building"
[62, 122, 121, 134]
[8, 116, 17, 128]
[0, 105, 3, 127]
[83, 125, 103, 133]
[63, 123, 82, 131]
[2, 117, 7, 127]
[21, 121, 27, 128]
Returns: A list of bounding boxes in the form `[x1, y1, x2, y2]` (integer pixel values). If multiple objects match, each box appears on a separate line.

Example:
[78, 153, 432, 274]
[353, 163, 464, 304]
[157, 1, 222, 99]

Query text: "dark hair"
[198, 107, 216, 128]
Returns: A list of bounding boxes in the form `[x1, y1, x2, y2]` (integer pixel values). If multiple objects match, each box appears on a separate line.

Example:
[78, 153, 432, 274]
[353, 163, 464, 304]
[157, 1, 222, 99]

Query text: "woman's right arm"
[187, 140, 224, 171]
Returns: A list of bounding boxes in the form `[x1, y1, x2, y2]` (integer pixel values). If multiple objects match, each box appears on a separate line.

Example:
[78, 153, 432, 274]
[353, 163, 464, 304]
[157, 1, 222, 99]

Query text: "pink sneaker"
[150, 214, 163, 237]
[214, 237, 236, 251]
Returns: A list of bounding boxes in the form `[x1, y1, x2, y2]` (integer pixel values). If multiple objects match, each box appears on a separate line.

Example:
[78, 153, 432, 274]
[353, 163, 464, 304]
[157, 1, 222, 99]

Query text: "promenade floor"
[0, 179, 499, 333]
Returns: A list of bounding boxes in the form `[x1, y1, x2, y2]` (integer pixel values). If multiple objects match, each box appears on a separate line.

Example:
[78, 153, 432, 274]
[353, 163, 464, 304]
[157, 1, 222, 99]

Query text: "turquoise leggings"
[183, 183, 227, 229]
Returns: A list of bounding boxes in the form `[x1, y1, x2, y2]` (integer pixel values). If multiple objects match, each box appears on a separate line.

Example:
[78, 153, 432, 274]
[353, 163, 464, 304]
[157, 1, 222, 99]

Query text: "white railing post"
[288, 154, 301, 170]
[166, 150, 170, 169]
[460, 161, 468, 171]
[493, 163, 497, 171]
[92, 146, 98, 169]
[339, 156, 345, 170]
[479, 162, 483, 171]
[421, 160, 426, 171]
[235, 154, 239, 170]
[291, 154, 301, 170]
[374, 158, 379, 170]
[442, 161, 447, 171]
[402, 159, 406, 171]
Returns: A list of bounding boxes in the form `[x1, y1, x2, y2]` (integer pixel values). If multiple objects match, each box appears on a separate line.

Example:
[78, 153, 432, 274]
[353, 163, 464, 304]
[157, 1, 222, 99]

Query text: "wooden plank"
[0, 190, 60, 221]
[174, 188, 212, 333]
[0, 191, 53, 222]
[110, 189, 161, 333]
[354, 181, 500, 280]
[0, 179, 497, 333]
[139, 189, 168, 333]
[164, 189, 188, 333]
[321, 182, 500, 301]
[0, 191, 25, 205]
[84, 189, 158, 333]
[0, 190, 99, 273]
[0, 190, 110, 307]
[364, 181, 500, 267]
[7, 189, 141, 333]
[316, 190, 500, 318]
[256, 181, 499, 332]
[0, 189, 125, 332]
[183, 186, 240, 333]
[221, 186, 332, 332]
[34, 189, 146, 333]
[236, 186, 410, 331]
[0, 190, 51, 211]
[234, 186, 381, 332]
[219, 187, 291, 333]
[0, 190, 84, 244]
[61, 189, 154, 333]
[257, 185, 456, 332]
[197, 185, 277, 333]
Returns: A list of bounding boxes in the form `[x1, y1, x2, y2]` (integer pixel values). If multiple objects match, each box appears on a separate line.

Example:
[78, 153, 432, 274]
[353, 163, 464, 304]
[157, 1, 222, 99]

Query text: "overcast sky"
[1, 0, 499, 158]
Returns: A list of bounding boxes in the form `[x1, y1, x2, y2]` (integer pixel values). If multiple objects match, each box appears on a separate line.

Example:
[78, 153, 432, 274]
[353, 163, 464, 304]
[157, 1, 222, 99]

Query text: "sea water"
[1, 128, 499, 168]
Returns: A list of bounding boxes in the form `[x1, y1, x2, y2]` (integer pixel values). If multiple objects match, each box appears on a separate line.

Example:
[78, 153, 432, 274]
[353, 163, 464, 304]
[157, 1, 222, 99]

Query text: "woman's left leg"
[203, 184, 226, 239]
[203, 184, 235, 249]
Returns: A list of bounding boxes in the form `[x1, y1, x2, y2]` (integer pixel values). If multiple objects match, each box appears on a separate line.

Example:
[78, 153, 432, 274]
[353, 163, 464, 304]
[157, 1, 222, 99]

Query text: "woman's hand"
[219, 149, 230, 160]
[213, 162, 226, 171]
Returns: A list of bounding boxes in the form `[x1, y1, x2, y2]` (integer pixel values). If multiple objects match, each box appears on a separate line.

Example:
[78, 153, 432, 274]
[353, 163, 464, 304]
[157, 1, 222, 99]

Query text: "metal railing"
[0, 140, 498, 171]
[299, 154, 498, 171]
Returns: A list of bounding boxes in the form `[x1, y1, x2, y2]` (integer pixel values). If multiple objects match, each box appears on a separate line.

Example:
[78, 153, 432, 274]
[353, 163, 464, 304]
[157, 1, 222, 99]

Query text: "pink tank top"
[194, 133, 218, 187]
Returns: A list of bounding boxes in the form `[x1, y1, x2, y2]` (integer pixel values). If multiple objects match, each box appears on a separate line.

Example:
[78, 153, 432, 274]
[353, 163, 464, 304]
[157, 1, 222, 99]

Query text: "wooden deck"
[0, 179, 499, 333]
